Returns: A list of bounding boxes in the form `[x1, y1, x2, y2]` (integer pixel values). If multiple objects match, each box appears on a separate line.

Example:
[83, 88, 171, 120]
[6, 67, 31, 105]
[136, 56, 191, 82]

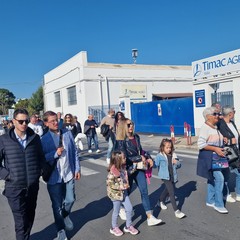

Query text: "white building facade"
[192, 49, 240, 135]
[43, 51, 192, 126]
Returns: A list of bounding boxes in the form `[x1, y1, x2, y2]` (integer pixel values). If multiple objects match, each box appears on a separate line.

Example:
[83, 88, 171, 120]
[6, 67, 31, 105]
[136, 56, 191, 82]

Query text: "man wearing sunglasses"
[0, 108, 46, 240]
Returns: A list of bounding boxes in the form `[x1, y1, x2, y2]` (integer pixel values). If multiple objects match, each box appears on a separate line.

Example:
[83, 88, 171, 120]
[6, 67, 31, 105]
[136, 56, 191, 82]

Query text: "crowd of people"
[0, 104, 240, 240]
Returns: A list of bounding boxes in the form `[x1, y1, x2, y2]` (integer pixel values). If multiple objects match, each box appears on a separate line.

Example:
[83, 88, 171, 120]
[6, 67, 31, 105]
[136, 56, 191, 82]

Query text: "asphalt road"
[1, 134, 240, 240]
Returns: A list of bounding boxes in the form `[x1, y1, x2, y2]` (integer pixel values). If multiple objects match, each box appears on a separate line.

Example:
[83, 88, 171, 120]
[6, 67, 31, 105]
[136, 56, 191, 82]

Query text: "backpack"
[100, 124, 110, 137]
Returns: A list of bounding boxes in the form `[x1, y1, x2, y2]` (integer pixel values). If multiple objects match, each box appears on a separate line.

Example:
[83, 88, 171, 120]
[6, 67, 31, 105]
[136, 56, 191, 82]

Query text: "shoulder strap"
[59, 130, 63, 147]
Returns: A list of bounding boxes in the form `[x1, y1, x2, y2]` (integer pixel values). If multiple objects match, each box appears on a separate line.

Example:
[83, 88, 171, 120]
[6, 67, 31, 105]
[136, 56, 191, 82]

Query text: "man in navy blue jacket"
[0, 108, 45, 240]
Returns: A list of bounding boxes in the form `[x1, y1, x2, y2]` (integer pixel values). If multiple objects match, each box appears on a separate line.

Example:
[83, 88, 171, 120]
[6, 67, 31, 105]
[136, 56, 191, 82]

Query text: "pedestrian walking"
[84, 114, 100, 153]
[107, 151, 139, 236]
[0, 108, 45, 240]
[100, 108, 115, 163]
[154, 138, 186, 219]
[197, 107, 229, 214]
[41, 111, 81, 240]
[114, 119, 162, 226]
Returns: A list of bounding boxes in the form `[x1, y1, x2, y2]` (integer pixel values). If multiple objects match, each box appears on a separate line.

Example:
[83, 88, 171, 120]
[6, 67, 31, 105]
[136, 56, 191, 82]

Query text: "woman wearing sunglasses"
[114, 119, 162, 226]
[197, 107, 230, 214]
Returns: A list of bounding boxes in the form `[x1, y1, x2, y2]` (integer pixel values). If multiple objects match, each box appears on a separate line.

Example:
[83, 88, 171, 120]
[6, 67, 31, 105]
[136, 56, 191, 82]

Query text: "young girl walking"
[106, 151, 139, 236]
[154, 138, 186, 219]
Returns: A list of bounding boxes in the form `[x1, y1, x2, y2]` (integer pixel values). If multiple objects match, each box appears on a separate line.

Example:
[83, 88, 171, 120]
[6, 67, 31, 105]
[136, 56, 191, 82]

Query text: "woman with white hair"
[217, 106, 240, 202]
[197, 107, 230, 214]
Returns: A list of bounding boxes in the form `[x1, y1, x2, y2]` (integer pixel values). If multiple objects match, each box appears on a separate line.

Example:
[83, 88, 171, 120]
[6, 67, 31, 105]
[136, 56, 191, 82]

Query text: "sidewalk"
[138, 134, 199, 151]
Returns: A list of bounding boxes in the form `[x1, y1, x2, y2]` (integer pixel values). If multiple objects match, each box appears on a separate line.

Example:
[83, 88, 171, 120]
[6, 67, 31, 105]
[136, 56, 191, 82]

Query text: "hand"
[215, 147, 225, 157]
[75, 172, 81, 180]
[232, 138, 237, 145]
[147, 158, 154, 168]
[172, 158, 178, 164]
[223, 137, 228, 144]
[57, 146, 64, 156]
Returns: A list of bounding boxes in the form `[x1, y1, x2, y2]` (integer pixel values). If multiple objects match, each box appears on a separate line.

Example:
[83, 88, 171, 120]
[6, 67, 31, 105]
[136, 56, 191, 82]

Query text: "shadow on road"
[31, 196, 112, 240]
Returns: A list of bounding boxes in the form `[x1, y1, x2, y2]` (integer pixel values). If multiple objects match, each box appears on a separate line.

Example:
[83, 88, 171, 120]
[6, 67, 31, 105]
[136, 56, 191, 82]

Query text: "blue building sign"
[195, 89, 205, 107]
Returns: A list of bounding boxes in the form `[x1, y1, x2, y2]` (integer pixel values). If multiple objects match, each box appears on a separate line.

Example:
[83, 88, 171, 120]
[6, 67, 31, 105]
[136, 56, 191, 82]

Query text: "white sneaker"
[236, 195, 240, 201]
[226, 195, 236, 203]
[213, 206, 228, 214]
[88, 149, 92, 153]
[175, 210, 186, 219]
[57, 229, 68, 240]
[64, 216, 74, 231]
[106, 158, 110, 164]
[147, 215, 162, 226]
[96, 149, 100, 153]
[206, 202, 215, 208]
[119, 207, 126, 220]
[160, 202, 167, 210]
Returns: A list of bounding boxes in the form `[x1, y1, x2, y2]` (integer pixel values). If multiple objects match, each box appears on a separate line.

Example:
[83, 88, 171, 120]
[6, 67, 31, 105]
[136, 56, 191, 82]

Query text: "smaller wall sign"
[195, 89, 205, 107]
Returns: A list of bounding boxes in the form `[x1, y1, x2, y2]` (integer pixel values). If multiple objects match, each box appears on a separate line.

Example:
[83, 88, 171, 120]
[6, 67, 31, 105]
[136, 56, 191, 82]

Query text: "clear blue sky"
[0, 0, 239, 99]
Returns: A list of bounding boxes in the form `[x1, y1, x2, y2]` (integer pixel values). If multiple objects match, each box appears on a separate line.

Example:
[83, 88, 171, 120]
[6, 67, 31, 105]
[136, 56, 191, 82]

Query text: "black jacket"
[114, 134, 143, 167]
[217, 119, 240, 148]
[0, 127, 45, 188]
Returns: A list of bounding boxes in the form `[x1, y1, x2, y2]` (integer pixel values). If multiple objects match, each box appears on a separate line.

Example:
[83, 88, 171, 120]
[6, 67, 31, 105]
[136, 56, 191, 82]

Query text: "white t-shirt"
[28, 122, 43, 136]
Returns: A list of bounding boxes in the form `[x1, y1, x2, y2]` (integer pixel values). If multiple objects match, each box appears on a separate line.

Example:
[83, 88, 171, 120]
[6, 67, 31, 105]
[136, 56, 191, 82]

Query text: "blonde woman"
[114, 119, 162, 226]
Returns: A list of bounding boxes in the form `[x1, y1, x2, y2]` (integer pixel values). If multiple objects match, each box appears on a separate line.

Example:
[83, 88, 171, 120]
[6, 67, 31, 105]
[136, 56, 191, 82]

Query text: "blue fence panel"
[131, 97, 195, 136]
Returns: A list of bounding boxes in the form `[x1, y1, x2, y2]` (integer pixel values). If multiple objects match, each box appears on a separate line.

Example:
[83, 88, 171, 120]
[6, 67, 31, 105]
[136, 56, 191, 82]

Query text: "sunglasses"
[127, 123, 133, 128]
[14, 119, 29, 125]
[212, 112, 221, 116]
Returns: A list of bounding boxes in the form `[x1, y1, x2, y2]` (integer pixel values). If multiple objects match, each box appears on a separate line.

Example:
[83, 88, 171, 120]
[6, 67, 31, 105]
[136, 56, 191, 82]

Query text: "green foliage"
[28, 86, 44, 114]
[14, 99, 29, 110]
[0, 88, 16, 115]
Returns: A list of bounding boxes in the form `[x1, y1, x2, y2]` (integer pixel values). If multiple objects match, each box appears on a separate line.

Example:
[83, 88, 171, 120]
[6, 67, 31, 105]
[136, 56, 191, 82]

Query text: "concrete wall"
[44, 51, 192, 127]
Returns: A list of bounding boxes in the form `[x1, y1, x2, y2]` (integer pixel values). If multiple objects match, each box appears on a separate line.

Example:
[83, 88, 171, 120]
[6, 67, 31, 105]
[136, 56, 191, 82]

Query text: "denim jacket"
[154, 152, 181, 183]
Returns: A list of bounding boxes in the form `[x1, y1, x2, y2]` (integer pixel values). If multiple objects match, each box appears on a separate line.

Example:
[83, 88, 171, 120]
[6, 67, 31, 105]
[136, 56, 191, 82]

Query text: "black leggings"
[159, 179, 178, 211]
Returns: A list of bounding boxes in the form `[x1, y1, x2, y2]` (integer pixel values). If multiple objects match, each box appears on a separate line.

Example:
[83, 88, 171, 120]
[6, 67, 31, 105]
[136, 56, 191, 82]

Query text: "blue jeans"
[207, 170, 229, 208]
[128, 170, 151, 214]
[107, 138, 113, 159]
[112, 191, 132, 228]
[230, 168, 240, 197]
[47, 179, 75, 231]
[87, 134, 99, 150]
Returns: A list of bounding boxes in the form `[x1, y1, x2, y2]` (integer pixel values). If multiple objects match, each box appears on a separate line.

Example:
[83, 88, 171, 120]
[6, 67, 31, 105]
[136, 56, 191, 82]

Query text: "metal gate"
[211, 91, 233, 107]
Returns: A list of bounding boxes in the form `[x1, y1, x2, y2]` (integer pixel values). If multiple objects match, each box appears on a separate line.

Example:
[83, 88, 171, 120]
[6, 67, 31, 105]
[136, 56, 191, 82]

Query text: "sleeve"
[0, 140, 9, 180]
[154, 154, 160, 168]
[197, 126, 209, 150]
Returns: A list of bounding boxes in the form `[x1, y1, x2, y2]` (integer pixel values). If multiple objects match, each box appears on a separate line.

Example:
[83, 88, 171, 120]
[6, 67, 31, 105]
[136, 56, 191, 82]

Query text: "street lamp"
[132, 49, 138, 64]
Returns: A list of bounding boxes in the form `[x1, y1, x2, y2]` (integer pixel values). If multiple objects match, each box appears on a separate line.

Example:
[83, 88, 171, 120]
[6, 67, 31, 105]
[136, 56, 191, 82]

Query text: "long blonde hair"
[115, 119, 128, 140]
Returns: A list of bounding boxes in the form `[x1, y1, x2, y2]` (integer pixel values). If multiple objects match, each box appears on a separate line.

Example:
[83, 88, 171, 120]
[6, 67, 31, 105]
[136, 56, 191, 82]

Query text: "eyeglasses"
[127, 123, 133, 128]
[14, 119, 29, 125]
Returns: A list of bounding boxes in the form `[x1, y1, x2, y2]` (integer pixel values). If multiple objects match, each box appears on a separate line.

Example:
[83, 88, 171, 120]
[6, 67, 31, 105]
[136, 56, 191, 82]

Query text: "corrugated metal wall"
[131, 97, 195, 136]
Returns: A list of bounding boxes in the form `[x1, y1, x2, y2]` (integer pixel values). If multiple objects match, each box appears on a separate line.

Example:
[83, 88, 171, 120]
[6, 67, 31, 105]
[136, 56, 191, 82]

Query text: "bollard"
[187, 124, 192, 145]
[170, 125, 175, 143]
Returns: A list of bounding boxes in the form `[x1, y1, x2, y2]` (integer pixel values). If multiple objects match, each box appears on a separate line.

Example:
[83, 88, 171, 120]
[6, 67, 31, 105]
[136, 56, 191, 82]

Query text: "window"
[67, 86, 77, 105]
[54, 91, 61, 107]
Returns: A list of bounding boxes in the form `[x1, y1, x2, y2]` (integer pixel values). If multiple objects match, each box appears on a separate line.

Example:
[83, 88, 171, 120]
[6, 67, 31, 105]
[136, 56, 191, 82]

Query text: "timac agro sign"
[192, 49, 240, 80]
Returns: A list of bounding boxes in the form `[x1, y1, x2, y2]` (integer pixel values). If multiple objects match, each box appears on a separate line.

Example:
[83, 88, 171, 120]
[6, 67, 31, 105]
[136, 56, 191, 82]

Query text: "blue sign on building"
[195, 89, 205, 107]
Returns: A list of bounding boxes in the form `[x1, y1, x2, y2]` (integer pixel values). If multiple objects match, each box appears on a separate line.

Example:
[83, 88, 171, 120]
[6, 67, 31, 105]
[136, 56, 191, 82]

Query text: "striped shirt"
[198, 123, 223, 150]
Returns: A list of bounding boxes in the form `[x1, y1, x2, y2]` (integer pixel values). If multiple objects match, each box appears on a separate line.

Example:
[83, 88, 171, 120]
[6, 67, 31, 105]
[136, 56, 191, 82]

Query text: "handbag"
[224, 146, 240, 168]
[212, 152, 229, 170]
[42, 130, 63, 182]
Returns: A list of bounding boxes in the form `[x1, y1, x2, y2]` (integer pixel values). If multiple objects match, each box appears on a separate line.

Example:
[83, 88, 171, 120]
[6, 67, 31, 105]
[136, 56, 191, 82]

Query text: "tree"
[28, 86, 44, 115]
[0, 88, 15, 115]
[14, 99, 30, 110]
